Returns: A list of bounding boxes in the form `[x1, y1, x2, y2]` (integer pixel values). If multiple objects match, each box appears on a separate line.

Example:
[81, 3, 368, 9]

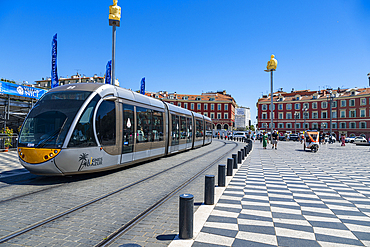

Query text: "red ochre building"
[257, 87, 370, 139]
[146, 90, 236, 130]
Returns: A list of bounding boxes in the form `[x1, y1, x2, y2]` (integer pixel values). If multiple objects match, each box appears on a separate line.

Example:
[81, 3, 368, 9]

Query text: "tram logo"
[78, 153, 103, 171]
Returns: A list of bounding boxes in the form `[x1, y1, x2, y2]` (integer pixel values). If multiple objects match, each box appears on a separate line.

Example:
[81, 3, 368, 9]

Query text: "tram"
[17, 83, 213, 175]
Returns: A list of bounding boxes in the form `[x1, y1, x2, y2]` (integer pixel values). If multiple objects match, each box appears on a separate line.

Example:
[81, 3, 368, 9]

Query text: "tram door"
[121, 103, 135, 164]
[171, 114, 179, 152]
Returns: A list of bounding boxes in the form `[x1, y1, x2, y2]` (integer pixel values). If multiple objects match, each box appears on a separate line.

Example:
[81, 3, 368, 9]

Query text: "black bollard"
[179, 194, 194, 239]
[241, 148, 245, 160]
[204, 175, 215, 205]
[237, 151, 242, 164]
[244, 146, 247, 157]
[227, 158, 233, 176]
[218, 164, 226, 187]
[232, 154, 237, 169]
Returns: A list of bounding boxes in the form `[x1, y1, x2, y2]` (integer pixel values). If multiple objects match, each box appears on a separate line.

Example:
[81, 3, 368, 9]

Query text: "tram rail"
[95, 140, 241, 247]
[0, 139, 242, 244]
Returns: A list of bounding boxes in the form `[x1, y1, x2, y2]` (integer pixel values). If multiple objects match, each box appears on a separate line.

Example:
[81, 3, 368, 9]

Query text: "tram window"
[196, 119, 204, 139]
[136, 107, 152, 143]
[171, 114, 179, 145]
[96, 101, 116, 146]
[187, 117, 192, 143]
[122, 104, 134, 154]
[180, 116, 186, 139]
[152, 111, 163, 142]
[19, 91, 92, 148]
[68, 94, 100, 147]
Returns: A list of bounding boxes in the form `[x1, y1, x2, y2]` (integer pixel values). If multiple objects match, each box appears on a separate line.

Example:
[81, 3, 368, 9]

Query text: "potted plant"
[1, 127, 13, 152]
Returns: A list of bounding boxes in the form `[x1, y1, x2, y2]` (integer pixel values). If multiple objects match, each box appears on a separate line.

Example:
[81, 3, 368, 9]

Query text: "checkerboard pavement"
[0, 150, 27, 178]
[190, 142, 370, 247]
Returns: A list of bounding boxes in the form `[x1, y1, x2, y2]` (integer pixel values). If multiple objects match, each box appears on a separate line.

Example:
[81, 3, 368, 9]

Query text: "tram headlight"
[49, 153, 53, 157]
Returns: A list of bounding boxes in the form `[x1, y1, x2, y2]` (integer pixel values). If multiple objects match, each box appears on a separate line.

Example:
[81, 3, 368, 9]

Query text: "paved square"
[192, 141, 370, 246]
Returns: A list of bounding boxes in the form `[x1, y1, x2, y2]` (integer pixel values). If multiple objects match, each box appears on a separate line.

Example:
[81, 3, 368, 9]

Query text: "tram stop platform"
[169, 141, 370, 247]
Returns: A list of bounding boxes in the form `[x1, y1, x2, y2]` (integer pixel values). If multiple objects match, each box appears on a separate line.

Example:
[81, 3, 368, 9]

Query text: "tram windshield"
[19, 91, 92, 148]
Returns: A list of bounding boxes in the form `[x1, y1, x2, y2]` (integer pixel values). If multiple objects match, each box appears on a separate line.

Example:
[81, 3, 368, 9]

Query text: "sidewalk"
[0, 151, 27, 178]
[170, 141, 370, 247]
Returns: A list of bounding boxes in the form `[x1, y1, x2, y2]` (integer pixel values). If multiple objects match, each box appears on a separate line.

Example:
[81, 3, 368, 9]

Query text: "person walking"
[341, 134, 346, 146]
[271, 130, 278, 149]
[262, 132, 268, 149]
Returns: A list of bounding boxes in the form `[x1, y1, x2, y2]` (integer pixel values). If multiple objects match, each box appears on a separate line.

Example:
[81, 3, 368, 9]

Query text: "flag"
[140, 77, 145, 95]
[105, 60, 112, 84]
[51, 33, 59, 89]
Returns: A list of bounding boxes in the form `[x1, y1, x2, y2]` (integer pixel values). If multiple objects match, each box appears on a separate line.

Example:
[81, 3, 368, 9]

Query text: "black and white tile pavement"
[0, 151, 27, 178]
[170, 142, 370, 247]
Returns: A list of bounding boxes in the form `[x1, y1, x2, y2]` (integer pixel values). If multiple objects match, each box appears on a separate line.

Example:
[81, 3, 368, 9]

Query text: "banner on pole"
[140, 77, 145, 95]
[105, 60, 112, 84]
[51, 33, 59, 89]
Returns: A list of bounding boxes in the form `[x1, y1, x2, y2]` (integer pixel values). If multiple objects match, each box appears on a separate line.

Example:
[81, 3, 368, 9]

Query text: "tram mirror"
[103, 96, 117, 101]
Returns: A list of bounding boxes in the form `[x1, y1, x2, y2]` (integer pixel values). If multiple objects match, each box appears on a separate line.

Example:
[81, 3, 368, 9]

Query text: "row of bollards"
[179, 140, 253, 239]
[217, 136, 249, 143]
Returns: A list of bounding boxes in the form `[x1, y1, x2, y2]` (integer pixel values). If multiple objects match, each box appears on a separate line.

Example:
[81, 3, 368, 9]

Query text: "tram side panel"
[204, 119, 213, 145]
[193, 117, 204, 148]
[55, 96, 122, 174]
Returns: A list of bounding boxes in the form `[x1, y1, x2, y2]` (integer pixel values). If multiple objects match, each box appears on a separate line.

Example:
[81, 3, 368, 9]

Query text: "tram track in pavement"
[95, 140, 242, 247]
[0, 139, 242, 245]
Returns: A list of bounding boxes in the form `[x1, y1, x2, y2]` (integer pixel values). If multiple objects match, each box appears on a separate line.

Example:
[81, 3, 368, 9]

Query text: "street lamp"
[294, 112, 299, 134]
[303, 106, 308, 133]
[265, 55, 278, 139]
[326, 89, 336, 139]
[368, 73, 370, 86]
[109, 0, 121, 85]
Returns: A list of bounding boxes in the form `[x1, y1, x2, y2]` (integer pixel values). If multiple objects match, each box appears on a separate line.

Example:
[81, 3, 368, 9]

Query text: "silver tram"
[17, 83, 212, 175]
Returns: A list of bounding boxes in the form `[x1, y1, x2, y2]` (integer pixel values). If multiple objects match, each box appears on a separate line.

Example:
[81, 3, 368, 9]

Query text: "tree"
[249, 125, 255, 131]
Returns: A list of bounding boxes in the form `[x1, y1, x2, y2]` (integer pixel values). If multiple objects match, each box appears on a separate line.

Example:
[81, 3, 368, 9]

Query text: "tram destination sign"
[0, 81, 47, 99]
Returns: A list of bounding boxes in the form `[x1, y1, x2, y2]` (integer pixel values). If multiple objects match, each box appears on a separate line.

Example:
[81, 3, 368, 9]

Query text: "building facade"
[147, 90, 236, 130]
[235, 107, 251, 130]
[35, 74, 113, 88]
[257, 87, 370, 139]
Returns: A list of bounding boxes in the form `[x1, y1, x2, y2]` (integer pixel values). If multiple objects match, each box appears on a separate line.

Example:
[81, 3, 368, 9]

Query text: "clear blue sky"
[1, 0, 369, 122]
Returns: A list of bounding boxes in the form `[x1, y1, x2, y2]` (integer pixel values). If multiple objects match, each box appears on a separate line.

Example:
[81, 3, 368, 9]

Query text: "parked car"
[353, 136, 367, 144]
[324, 136, 336, 143]
[347, 136, 362, 143]
[345, 136, 355, 143]
[279, 135, 286, 141]
[289, 134, 299, 141]
[233, 132, 247, 139]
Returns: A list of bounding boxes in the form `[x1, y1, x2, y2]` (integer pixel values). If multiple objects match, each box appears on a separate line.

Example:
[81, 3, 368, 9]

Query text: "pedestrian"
[341, 134, 345, 146]
[271, 130, 278, 149]
[262, 131, 268, 149]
